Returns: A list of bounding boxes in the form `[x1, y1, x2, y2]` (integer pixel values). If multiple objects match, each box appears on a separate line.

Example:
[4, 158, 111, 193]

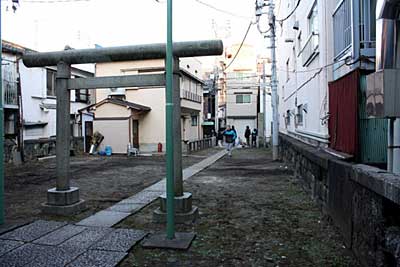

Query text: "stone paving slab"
[0, 220, 67, 242]
[0, 240, 24, 257]
[33, 224, 87, 246]
[59, 227, 113, 250]
[126, 190, 163, 204]
[106, 202, 143, 213]
[24, 246, 83, 267]
[90, 229, 147, 252]
[0, 243, 49, 267]
[77, 211, 131, 227]
[68, 249, 127, 267]
[145, 180, 166, 192]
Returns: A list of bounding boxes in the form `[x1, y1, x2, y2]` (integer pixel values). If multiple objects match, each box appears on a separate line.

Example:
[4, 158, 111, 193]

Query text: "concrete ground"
[118, 148, 360, 266]
[4, 148, 221, 225]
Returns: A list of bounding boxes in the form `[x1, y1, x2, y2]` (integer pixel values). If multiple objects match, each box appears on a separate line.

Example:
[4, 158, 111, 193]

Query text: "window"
[75, 89, 90, 103]
[236, 94, 251, 104]
[46, 69, 56, 97]
[191, 115, 198, 126]
[286, 59, 290, 82]
[296, 104, 303, 126]
[308, 2, 318, 35]
[286, 110, 291, 126]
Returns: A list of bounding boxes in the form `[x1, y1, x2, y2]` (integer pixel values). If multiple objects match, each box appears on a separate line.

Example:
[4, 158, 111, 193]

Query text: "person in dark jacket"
[231, 125, 237, 146]
[223, 125, 237, 156]
[245, 126, 251, 147]
[251, 128, 258, 147]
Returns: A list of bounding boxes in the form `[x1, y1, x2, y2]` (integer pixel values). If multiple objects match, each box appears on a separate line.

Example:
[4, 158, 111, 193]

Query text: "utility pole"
[268, 0, 279, 160]
[256, 0, 279, 159]
[262, 60, 267, 148]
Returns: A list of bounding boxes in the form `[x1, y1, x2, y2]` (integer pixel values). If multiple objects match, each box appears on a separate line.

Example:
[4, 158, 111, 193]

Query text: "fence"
[184, 137, 216, 153]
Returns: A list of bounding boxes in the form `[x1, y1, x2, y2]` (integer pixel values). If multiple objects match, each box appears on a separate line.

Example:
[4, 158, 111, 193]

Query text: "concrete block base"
[47, 187, 80, 206]
[41, 199, 86, 216]
[153, 206, 199, 224]
[153, 192, 199, 223]
[142, 232, 196, 250]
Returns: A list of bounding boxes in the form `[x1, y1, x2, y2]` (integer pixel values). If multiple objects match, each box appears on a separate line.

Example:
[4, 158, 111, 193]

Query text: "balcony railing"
[2, 63, 18, 107]
[182, 89, 202, 103]
[301, 33, 319, 66]
[333, 0, 352, 59]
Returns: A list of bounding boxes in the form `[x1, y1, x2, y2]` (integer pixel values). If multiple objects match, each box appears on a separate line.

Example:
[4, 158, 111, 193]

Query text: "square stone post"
[42, 61, 85, 215]
[172, 57, 183, 197]
[153, 57, 198, 223]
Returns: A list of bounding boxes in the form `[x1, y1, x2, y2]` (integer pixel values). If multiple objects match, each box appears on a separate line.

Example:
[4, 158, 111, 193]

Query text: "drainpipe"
[388, 118, 394, 172]
[393, 118, 400, 174]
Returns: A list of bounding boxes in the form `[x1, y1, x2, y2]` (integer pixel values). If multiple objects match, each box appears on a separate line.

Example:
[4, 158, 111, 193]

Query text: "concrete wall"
[94, 119, 129, 154]
[280, 133, 400, 266]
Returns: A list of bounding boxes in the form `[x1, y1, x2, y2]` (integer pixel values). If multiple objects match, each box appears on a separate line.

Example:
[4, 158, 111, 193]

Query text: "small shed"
[88, 97, 151, 153]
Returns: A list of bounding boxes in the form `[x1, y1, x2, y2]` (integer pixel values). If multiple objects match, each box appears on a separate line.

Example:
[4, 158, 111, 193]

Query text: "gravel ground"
[4, 148, 222, 225]
[117, 148, 360, 267]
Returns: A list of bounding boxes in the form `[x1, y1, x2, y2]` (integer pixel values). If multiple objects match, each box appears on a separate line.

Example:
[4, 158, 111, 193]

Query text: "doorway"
[132, 120, 139, 148]
[84, 121, 93, 152]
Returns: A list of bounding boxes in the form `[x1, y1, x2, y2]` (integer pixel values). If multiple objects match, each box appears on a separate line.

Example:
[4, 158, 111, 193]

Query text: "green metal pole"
[0, 3, 4, 225]
[166, 0, 175, 239]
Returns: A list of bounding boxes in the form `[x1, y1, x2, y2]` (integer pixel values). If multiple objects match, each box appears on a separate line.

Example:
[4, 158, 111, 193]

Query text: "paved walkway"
[0, 149, 227, 267]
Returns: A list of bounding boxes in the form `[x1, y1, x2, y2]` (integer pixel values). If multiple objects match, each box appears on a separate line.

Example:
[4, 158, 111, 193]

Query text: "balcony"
[333, 0, 352, 60]
[333, 0, 376, 61]
[301, 33, 319, 67]
[182, 89, 202, 103]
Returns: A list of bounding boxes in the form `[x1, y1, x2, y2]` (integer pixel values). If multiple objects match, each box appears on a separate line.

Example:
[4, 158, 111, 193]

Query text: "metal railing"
[333, 0, 352, 59]
[301, 33, 319, 66]
[182, 89, 202, 103]
[2, 62, 18, 107]
[185, 137, 216, 153]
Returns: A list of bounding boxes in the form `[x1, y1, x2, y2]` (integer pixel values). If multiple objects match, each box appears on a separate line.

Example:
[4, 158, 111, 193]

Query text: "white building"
[276, 0, 334, 147]
[276, 0, 382, 164]
[19, 63, 94, 141]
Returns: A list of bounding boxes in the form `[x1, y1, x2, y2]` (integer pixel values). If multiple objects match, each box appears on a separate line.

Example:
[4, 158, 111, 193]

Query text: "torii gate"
[21, 40, 223, 245]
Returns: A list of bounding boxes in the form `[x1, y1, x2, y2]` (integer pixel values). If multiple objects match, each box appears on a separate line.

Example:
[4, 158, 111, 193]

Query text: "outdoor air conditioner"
[108, 87, 126, 96]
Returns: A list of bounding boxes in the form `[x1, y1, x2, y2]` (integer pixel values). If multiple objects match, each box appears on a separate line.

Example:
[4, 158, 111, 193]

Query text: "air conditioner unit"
[108, 87, 126, 96]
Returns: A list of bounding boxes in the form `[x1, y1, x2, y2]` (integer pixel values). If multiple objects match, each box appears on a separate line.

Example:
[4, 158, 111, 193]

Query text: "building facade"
[1, 40, 95, 162]
[92, 58, 204, 153]
[276, 0, 380, 164]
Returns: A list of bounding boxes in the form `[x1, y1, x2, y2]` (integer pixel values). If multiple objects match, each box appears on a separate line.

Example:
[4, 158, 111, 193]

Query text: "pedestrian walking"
[251, 128, 258, 147]
[245, 126, 251, 147]
[231, 125, 238, 146]
[223, 125, 237, 157]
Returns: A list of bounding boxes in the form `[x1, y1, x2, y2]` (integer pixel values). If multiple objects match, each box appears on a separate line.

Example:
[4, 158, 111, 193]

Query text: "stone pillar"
[154, 57, 198, 223]
[42, 61, 85, 215]
[172, 57, 183, 197]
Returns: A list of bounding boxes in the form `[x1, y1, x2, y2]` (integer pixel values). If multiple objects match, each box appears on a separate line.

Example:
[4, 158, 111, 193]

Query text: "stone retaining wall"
[24, 137, 84, 161]
[280, 133, 400, 267]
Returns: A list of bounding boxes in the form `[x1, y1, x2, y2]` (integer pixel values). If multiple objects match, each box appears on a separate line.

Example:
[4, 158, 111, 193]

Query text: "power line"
[225, 22, 253, 71]
[276, 0, 300, 23]
[18, 0, 89, 2]
[193, 0, 252, 20]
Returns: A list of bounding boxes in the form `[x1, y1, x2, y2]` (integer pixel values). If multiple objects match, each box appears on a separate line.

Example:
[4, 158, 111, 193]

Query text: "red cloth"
[328, 70, 359, 156]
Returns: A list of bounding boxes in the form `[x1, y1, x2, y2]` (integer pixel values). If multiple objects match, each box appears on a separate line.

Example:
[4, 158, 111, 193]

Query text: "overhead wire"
[276, 0, 300, 23]
[224, 21, 254, 71]
[193, 0, 252, 20]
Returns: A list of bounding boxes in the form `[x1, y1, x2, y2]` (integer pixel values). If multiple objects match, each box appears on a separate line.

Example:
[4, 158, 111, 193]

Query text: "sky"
[1, 0, 270, 70]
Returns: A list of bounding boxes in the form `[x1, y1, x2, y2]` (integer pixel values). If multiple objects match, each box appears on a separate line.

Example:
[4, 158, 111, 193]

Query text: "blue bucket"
[105, 146, 112, 156]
